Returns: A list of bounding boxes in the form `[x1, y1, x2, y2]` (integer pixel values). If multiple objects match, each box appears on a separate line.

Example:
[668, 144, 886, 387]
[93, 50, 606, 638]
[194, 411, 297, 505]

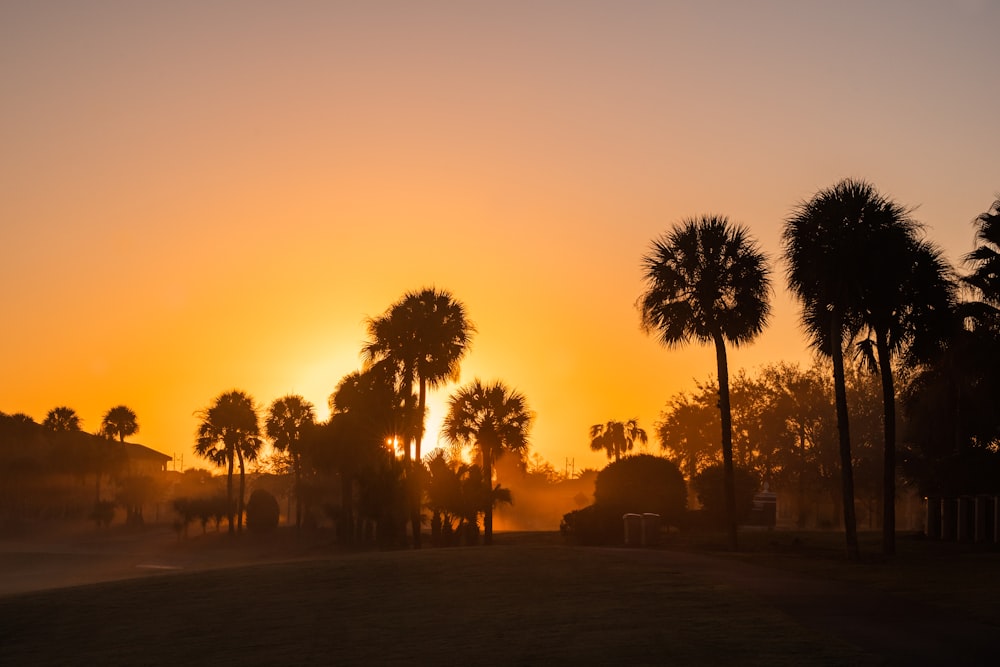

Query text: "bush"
[691, 464, 758, 527]
[593, 454, 687, 525]
[246, 489, 280, 533]
[560, 504, 624, 546]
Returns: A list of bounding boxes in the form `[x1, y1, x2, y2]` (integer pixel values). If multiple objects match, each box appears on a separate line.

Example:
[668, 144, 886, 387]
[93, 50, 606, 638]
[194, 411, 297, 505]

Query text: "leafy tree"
[43, 406, 81, 432]
[656, 386, 720, 480]
[195, 390, 262, 534]
[442, 379, 533, 545]
[639, 215, 771, 550]
[692, 464, 758, 527]
[589, 419, 648, 463]
[593, 454, 687, 526]
[265, 395, 315, 533]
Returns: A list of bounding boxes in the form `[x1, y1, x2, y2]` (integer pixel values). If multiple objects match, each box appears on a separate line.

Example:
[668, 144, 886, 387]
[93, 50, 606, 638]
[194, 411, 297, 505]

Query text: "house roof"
[124, 442, 172, 462]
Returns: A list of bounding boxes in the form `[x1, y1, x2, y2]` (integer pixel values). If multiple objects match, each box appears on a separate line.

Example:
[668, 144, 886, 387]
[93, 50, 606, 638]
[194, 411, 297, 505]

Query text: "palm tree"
[964, 197, 1000, 306]
[782, 178, 914, 559]
[195, 390, 261, 534]
[639, 215, 771, 551]
[442, 379, 533, 545]
[855, 235, 956, 555]
[362, 287, 474, 548]
[43, 406, 81, 432]
[265, 395, 316, 533]
[589, 419, 648, 462]
[101, 405, 138, 444]
[326, 364, 415, 544]
[362, 287, 475, 461]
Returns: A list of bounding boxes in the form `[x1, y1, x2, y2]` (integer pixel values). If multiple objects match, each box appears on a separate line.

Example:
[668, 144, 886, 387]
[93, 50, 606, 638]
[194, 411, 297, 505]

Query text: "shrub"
[593, 454, 687, 525]
[246, 489, 280, 533]
[560, 504, 624, 546]
[691, 464, 758, 527]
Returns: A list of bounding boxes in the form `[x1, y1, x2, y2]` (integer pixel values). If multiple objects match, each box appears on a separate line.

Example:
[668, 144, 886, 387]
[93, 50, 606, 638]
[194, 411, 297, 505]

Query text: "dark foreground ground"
[0, 526, 997, 666]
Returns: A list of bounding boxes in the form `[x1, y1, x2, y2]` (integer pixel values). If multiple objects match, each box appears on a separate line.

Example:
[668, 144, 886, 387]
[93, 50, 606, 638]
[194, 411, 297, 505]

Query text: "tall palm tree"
[855, 235, 956, 555]
[442, 379, 533, 545]
[589, 419, 648, 462]
[362, 287, 474, 548]
[782, 178, 913, 559]
[43, 406, 81, 432]
[195, 390, 261, 534]
[265, 395, 315, 533]
[362, 287, 475, 461]
[639, 215, 771, 551]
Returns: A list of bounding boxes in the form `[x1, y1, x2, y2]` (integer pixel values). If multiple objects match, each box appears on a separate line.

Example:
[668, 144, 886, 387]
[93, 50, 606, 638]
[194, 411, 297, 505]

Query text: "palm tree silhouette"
[195, 390, 261, 534]
[964, 197, 1000, 307]
[442, 379, 532, 545]
[265, 395, 315, 533]
[363, 287, 474, 548]
[328, 364, 415, 543]
[101, 405, 138, 444]
[362, 288, 474, 461]
[589, 419, 648, 462]
[43, 406, 81, 432]
[639, 215, 771, 551]
[782, 178, 915, 559]
[856, 234, 956, 555]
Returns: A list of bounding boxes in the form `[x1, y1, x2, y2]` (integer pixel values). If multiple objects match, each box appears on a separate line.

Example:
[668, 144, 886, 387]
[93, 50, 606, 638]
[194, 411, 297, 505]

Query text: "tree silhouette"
[195, 390, 261, 534]
[99, 405, 138, 516]
[323, 363, 417, 544]
[782, 178, 952, 558]
[43, 406, 81, 432]
[362, 287, 474, 548]
[101, 405, 138, 444]
[855, 233, 956, 555]
[442, 379, 532, 545]
[589, 419, 648, 462]
[265, 395, 315, 533]
[964, 197, 1000, 306]
[639, 215, 771, 551]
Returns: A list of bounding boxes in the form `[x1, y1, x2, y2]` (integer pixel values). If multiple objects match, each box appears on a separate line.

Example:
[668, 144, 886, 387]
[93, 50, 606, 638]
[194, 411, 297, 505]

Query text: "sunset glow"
[2, 1, 997, 472]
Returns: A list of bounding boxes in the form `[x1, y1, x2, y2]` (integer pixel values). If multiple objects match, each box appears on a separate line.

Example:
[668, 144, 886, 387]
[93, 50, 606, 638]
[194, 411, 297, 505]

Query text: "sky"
[2, 1, 998, 473]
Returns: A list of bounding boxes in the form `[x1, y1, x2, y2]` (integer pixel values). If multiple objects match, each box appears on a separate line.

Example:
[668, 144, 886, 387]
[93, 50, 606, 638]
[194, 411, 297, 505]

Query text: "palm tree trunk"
[830, 311, 860, 560]
[226, 452, 235, 534]
[410, 376, 428, 549]
[713, 333, 739, 551]
[416, 377, 427, 462]
[875, 329, 896, 556]
[237, 448, 246, 534]
[484, 448, 494, 546]
[293, 455, 302, 535]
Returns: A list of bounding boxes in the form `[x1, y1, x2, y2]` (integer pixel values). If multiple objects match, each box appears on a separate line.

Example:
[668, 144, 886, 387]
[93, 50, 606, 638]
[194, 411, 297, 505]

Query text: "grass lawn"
[1, 528, 997, 665]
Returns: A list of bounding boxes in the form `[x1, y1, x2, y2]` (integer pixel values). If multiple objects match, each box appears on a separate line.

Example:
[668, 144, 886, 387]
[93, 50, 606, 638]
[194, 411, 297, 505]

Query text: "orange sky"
[2, 1, 998, 473]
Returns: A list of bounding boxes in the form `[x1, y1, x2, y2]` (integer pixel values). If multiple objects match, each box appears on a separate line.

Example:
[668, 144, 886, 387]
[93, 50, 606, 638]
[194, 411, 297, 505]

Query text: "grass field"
[1, 527, 997, 665]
